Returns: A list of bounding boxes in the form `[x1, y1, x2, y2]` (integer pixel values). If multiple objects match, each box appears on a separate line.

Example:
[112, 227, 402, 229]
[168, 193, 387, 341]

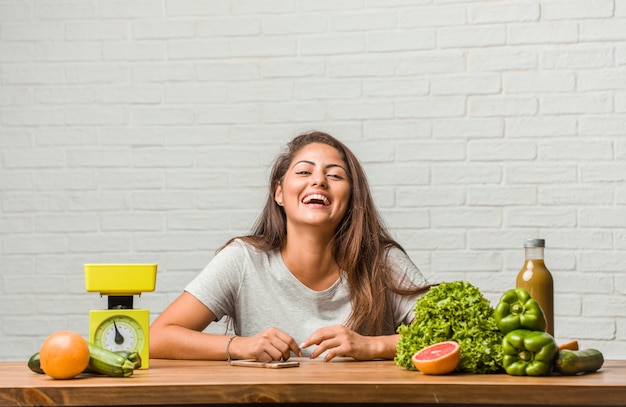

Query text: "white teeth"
[302, 194, 330, 206]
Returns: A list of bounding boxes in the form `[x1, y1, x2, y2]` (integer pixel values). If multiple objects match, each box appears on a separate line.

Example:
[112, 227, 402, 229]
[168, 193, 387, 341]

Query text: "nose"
[311, 170, 327, 188]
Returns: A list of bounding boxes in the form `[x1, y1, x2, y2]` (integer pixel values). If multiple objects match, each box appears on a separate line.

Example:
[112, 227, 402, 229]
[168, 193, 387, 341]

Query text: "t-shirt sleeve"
[386, 246, 430, 326]
[184, 240, 244, 321]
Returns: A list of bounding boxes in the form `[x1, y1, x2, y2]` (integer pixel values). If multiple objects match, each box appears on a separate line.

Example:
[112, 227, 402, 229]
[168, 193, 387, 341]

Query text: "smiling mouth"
[302, 193, 330, 206]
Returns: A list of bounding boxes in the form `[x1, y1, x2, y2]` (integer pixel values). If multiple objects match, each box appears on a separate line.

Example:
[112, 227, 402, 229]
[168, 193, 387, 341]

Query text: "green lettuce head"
[395, 280, 504, 374]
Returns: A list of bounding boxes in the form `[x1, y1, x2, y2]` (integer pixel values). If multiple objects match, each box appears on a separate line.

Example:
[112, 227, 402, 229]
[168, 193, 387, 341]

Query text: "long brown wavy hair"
[223, 131, 429, 335]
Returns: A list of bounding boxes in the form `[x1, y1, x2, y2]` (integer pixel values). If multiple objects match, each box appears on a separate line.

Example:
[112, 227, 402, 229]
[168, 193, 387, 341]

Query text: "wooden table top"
[1, 358, 625, 406]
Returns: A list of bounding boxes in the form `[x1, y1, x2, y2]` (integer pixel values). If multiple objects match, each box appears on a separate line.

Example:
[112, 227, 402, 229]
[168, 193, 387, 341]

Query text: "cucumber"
[27, 352, 44, 374]
[554, 348, 604, 375]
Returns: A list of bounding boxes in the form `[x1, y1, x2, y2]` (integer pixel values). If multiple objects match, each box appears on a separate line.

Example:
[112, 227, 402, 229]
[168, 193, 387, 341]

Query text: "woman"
[150, 131, 431, 362]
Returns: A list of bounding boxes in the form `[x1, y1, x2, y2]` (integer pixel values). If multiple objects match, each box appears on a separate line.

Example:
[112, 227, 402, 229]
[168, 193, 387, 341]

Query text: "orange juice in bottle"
[516, 239, 554, 336]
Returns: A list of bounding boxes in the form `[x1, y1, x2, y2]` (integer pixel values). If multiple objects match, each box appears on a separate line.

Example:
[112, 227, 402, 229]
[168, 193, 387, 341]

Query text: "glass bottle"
[516, 238, 554, 336]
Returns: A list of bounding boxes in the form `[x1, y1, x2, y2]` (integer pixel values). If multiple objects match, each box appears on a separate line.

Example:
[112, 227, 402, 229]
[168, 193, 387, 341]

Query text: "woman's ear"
[274, 182, 283, 206]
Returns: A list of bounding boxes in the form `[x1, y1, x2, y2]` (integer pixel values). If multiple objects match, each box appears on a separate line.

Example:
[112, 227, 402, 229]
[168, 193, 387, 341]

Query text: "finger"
[301, 326, 335, 348]
[310, 338, 344, 361]
[307, 342, 326, 359]
[250, 341, 278, 362]
[273, 330, 302, 359]
[323, 347, 341, 362]
[251, 329, 291, 361]
[252, 334, 295, 361]
[261, 337, 287, 361]
[307, 335, 338, 360]
[256, 351, 274, 363]
[274, 338, 301, 360]
[266, 346, 285, 362]
[287, 340, 303, 358]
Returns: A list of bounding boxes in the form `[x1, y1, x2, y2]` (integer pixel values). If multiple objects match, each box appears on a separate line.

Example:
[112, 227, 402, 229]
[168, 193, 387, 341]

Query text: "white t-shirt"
[185, 239, 428, 356]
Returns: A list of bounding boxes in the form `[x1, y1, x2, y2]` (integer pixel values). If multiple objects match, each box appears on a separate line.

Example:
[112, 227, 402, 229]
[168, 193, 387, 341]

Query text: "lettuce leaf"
[395, 280, 504, 374]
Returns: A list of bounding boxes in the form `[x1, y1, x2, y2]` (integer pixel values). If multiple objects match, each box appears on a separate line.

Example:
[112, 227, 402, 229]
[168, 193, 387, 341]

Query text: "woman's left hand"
[300, 325, 397, 361]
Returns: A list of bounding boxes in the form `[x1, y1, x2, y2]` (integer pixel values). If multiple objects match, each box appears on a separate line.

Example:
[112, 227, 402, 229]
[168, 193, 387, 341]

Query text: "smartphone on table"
[230, 360, 300, 368]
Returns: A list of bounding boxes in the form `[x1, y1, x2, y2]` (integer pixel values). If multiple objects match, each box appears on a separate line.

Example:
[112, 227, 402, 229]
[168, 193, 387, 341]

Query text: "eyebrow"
[294, 160, 347, 172]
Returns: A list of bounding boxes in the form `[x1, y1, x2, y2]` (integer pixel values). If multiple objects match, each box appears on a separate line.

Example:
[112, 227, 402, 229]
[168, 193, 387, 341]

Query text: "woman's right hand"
[231, 327, 302, 362]
[150, 292, 301, 361]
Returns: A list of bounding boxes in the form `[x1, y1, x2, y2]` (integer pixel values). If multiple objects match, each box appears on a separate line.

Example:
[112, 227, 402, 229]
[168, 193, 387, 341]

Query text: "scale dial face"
[93, 315, 145, 353]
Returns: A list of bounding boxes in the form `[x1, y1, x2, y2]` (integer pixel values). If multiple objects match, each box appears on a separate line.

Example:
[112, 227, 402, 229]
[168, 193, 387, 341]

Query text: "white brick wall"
[1, 0, 625, 361]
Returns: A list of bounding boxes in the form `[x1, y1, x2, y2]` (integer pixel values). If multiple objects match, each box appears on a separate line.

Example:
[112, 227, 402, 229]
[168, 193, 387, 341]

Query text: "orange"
[558, 339, 579, 351]
[411, 341, 460, 375]
[39, 330, 90, 379]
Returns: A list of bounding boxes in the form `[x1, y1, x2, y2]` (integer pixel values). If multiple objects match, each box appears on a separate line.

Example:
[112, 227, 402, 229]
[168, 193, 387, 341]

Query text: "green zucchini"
[554, 348, 604, 375]
[27, 346, 136, 377]
[86, 343, 135, 377]
[126, 351, 142, 369]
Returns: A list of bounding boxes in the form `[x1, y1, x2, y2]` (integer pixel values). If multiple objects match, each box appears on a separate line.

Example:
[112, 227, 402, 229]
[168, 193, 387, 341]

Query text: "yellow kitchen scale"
[84, 263, 157, 369]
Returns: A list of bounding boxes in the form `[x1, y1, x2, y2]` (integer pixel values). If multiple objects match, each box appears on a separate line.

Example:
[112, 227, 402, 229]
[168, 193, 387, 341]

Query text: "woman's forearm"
[371, 334, 401, 360]
[150, 324, 232, 360]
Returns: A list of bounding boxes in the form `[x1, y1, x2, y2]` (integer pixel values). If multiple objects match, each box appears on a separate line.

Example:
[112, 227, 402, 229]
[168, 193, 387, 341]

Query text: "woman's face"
[274, 142, 351, 233]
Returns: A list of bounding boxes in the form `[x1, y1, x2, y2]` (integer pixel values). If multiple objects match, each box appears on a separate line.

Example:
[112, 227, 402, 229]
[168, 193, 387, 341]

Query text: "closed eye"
[292, 161, 348, 180]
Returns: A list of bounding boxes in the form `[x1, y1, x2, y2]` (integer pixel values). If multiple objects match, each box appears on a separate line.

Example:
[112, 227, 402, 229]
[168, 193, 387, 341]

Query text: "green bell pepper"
[502, 329, 558, 376]
[494, 288, 547, 334]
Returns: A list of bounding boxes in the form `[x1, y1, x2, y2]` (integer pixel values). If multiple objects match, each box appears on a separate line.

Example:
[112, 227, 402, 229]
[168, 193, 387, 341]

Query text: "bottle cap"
[524, 238, 545, 248]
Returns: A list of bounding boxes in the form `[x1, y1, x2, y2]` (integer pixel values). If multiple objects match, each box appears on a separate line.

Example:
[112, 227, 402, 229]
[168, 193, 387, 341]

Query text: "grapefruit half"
[411, 340, 460, 375]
